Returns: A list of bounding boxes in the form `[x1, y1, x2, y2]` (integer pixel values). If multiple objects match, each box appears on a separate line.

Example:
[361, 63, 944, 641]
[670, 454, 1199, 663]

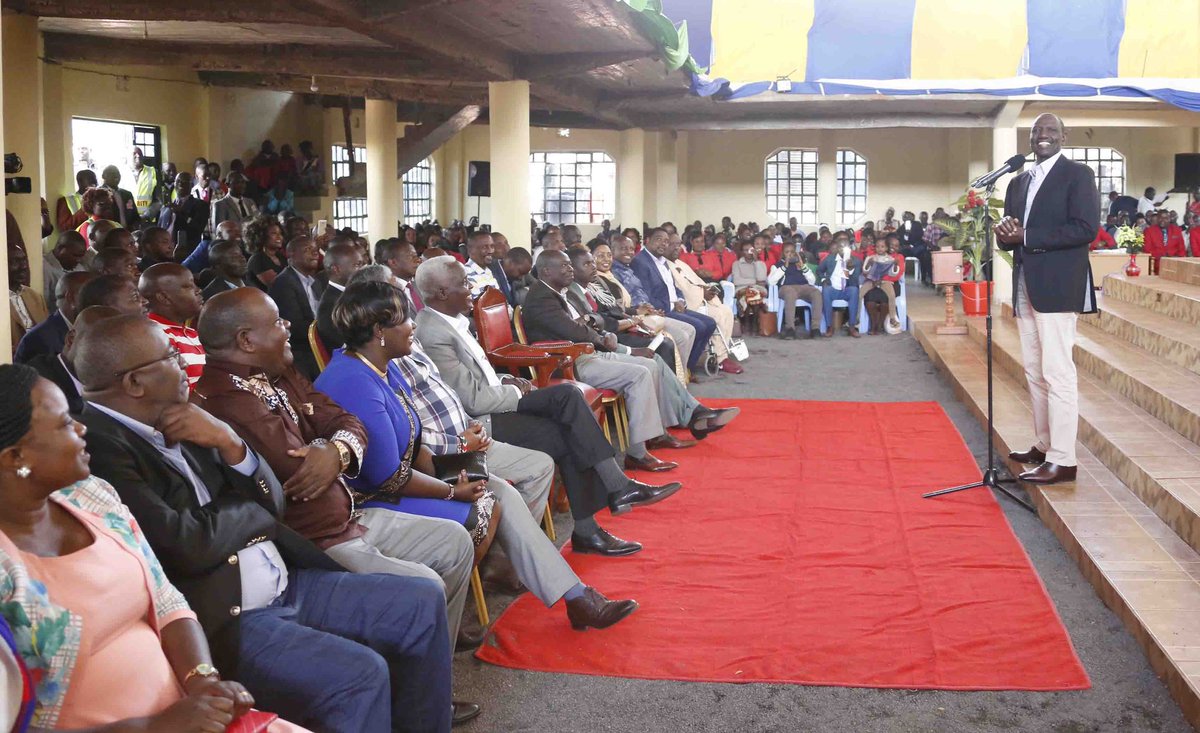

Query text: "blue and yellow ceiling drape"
[632, 0, 1200, 110]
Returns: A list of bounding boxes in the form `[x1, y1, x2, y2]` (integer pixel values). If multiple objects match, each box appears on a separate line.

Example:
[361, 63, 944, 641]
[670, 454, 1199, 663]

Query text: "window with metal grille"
[403, 157, 435, 226]
[835, 149, 868, 226]
[333, 198, 367, 235]
[1063, 147, 1125, 214]
[765, 149, 818, 225]
[330, 144, 366, 182]
[529, 151, 616, 225]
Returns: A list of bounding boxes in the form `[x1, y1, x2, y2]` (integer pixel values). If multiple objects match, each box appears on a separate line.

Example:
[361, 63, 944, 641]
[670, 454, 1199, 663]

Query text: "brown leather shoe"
[1019, 462, 1077, 484]
[648, 433, 699, 450]
[566, 587, 638, 631]
[624, 453, 678, 472]
[1008, 446, 1047, 465]
[849, 327, 861, 338]
[719, 358, 745, 374]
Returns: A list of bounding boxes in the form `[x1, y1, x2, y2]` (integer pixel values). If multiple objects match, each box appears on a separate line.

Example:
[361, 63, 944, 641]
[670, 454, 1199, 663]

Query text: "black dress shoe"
[624, 453, 678, 472]
[455, 625, 486, 653]
[1019, 462, 1077, 485]
[689, 406, 741, 440]
[1008, 446, 1047, 465]
[452, 702, 482, 726]
[566, 587, 639, 630]
[608, 480, 682, 515]
[571, 527, 643, 556]
[647, 433, 699, 450]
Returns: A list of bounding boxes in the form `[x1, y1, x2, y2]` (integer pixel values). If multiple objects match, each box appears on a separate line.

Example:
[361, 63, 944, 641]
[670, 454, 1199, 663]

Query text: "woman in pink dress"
[0, 364, 306, 733]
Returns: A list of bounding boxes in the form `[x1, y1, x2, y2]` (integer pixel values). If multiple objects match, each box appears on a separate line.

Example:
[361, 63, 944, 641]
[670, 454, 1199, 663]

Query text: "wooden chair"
[470, 567, 488, 626]
[308, 322, 332, 372]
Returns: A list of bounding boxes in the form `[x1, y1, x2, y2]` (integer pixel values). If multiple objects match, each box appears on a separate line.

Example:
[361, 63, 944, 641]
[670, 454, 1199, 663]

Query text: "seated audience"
[264, 178, 296, 218]
[7, 246, 47, 355]
[42, 231, 88, 306]
[245, 216, 287, 291]
[732, 237, 768, 321]
[859, 238, 900, 335]
[0, 365, 310, 732]
[90, 246, 140, 281]
[817, 234, 863, 337]
[195, 289, 481, 654]
[76, 273, 150, 318]
[609, 234, 696, 371]
[16, 271, 96, 364]
[320, 276, 638, 629]
[1143, 210, 1186, 262]
[137, 226, 176, 272]
[485, 231, 514, 302]
[27, 304, 119, 413]
[199, 238, 250, 299]
[377, 237, 424, 313]
[631, 229, 717, 372]
[314, 240, 368, 352]
[296, 140, 324, 194]
[771, 241, 823, 340]
[73, 315, 455, 732]
[695, 233, 735, 282]
[142, 263, 206, 387]
[464, 231, 502, 298]
[502, 247, 535, 306]
[268, 236, 324, 380]
[662, 235, 744, 372]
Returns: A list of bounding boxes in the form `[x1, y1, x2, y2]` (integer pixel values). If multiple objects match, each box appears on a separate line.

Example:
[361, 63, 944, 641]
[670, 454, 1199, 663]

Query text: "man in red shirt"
[1189, 216, 1200, 256]
[1143, 210, 1187, 258]
[1089, 227, 1117, 250]
[696, 235, 736, 281]
[140, 262, 206, 388]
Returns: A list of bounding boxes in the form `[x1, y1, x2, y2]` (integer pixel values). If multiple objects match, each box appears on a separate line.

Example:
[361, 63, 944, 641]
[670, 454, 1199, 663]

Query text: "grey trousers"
[488, 473, 580, 607]
[779, 283, 823, 331]
[663, 318, 696, 371]
[576, 351, 665, 445]
[325, 509, 473, 654]
[484, 440, 555, 516]
[647, 353, 700, 427]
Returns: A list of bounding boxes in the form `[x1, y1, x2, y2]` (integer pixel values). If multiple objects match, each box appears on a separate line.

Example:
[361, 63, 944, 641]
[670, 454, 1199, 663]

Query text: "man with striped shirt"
[140, 262, 206, 387]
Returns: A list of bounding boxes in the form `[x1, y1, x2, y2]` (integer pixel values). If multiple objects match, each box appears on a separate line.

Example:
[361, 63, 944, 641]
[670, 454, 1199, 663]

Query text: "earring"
[380, 336, 386, 347]
[16, 466, 31, 479]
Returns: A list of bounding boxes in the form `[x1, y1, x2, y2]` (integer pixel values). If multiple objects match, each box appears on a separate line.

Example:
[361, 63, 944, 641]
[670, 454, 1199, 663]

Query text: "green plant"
[935, 189, 1009, 281]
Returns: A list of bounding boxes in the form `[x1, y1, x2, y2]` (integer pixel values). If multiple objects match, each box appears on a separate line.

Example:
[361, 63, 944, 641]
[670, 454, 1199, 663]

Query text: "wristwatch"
[183, 663, 220, 686]
[311, 438, 352, 473]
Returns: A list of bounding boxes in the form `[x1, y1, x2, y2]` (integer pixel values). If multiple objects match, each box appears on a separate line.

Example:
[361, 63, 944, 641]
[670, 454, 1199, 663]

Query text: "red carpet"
[476, 400, 1090, 691]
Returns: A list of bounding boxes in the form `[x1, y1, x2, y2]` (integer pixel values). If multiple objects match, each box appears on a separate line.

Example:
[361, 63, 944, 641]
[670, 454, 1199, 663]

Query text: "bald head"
[74, 315, 166, 392]
[196, 288, 292, 376]
[138, 263, 192, 303]
[197, 287, 268, 353]
[63, 305, 121, 366]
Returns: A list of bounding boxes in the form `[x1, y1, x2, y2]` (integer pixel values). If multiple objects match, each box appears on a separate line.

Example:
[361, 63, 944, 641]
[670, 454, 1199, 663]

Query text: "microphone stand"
[923, 179, 1036, 512]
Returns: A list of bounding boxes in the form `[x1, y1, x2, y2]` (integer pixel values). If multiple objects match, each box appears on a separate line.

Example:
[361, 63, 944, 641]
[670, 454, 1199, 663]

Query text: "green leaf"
[662, 20, 690, 71]
[622, 0, 649, 11]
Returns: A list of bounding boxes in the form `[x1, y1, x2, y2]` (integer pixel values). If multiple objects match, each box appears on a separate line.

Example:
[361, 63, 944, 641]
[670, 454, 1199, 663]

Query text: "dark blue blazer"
[14, 311, 69, 364]
[630, 249, 672, 311]
[489, 260, 512, 304]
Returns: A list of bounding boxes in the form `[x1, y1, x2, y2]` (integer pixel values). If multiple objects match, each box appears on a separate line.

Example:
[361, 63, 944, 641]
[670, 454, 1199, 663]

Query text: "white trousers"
[1015, 275, 1078, 466]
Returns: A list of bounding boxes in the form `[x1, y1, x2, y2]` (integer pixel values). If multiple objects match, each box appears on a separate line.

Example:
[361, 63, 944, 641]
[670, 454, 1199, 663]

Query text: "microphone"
[970, 154, 1029, 189]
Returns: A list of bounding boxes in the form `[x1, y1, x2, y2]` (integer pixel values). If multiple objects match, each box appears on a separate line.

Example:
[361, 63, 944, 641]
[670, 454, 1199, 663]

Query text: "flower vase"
[1124, 254, 1141, 277]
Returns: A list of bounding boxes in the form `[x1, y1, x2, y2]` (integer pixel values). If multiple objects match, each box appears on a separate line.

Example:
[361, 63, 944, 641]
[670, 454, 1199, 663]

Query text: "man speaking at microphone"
[995, 113, 1098, 485]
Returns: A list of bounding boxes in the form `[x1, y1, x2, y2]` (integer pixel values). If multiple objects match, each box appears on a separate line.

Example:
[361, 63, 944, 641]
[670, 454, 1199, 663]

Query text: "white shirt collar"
[328, 281, 346, 292]
[1030, 152, 1062, 179]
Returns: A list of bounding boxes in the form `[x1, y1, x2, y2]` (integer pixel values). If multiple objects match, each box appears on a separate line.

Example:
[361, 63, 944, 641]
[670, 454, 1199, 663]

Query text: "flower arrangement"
[936, 189, 1008, 281]
[1114, 225, 1143, 254]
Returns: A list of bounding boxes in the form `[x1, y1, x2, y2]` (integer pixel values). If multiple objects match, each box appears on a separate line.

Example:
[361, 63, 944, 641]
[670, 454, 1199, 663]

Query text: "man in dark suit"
[268, 235, 324, 379]
[376, 238, 424, 314]
[997, 112, 1099, 485]
[200, 239, 251, 301]
[630, 227, 716, 370]
[487, 231, 513, 303]
[14, 270, 95, 363]
[26, 304, 121, 413]
[314, 240, 367, 351]
[72, 314, 453, 732]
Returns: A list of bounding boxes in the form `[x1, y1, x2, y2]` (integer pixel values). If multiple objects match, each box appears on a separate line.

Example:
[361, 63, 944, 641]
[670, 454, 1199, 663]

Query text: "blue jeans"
[238, 569, 451, 733]
[667, 309, 717, 368]
[821, 285, 860, 329]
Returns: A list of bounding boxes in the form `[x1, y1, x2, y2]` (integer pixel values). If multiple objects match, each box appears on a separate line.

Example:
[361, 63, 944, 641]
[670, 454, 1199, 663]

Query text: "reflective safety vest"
[64, 192, 83, 215]
[133, 166, 159, 213]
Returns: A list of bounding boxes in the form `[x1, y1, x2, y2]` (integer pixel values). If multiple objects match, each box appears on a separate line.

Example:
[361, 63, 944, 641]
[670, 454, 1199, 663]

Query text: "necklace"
[350, 350, 388, 379]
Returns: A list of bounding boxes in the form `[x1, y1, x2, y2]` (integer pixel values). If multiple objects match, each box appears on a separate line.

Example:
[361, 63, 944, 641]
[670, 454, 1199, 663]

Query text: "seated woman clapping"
[0, 364, 306, 733]
[312, 280, 501, 565]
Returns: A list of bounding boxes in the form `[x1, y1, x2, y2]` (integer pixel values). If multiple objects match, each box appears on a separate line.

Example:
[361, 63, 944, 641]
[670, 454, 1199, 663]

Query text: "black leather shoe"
[608, 480, 682, 515]
[455, 625, 486, 653]
[1019, 462, 1077, 485]
[624, 453, 678, 472]
[566, 587, 639, 630]
[1008, 446, 1047, 465]
[689, 406, 741, 440]
[571, 527, 642, 557]
[452, 702, 482, 726]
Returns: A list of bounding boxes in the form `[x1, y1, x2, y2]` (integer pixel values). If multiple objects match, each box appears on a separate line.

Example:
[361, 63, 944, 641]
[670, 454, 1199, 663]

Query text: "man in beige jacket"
[665, 233, 744, 375]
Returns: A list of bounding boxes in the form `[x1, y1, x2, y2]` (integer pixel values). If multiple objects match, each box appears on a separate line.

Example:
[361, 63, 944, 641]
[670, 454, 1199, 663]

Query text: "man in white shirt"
[1137, 186, 1169, 215]
[463, 231, 501, 298]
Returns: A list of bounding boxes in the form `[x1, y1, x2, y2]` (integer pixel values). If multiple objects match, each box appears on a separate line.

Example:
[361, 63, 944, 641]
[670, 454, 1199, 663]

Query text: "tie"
[408, 282, 424, 311]
[239, 199, 248, 218]
[585, 291, 599, 311]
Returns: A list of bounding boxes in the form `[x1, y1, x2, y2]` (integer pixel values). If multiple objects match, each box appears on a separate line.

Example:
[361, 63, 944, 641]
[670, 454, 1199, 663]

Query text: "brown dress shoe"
[849, 327, 861, 338]
[1008, 446, 1047, 465]
[1019, 462, 1077, 484]
[821, 329, 833, 338]
[566, 587, 639, 630]
[648, 433, 699, 450]
[624, 453, 678, 472]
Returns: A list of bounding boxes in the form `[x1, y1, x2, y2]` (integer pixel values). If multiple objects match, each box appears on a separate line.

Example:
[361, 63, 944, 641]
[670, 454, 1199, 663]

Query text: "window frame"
[403, 157, 435, 226]
[835, 148, 868, 227]
[331, 144, 368, 234]
[529, 151, 616, 225]
[1062, 146, 1125, 215]
[764, 148, 819, 226]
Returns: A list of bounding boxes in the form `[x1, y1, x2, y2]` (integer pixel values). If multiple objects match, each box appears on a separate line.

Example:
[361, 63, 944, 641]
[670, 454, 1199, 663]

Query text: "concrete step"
[965, 315, 1200, 559]
[1080, 294, 1200, 379]
[1103, 273, 1200, 326]
[1159, 258, 1200, 287]
[913, 321, 1200, 729]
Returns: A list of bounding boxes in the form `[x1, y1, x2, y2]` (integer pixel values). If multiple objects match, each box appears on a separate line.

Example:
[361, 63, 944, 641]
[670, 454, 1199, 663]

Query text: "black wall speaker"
[468, 161, 491, 197]
[1170, 153, 1200, 193]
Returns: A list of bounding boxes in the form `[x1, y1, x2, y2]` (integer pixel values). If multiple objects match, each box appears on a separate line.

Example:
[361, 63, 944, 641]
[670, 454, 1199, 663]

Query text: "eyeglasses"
[113, 347, 183, 378]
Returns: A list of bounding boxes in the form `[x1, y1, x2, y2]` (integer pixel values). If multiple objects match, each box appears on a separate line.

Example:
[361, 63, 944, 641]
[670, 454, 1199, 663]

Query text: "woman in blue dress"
[313, 280, 500, 564]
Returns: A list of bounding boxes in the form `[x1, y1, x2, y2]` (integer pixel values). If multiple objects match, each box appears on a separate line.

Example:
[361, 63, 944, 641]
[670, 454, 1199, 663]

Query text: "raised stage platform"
[910, 260, 1200, 729]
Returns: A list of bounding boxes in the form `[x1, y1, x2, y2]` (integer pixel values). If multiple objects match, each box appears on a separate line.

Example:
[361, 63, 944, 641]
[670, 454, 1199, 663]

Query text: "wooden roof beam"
[396, 105, 482, 177]
[6, 0, 322, 23]
[199, 71, 488, 105]
[515, 50, 654, 79]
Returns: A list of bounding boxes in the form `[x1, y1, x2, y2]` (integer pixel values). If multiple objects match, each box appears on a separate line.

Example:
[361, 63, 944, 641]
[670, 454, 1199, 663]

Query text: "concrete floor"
[453, 303, 1191, 733]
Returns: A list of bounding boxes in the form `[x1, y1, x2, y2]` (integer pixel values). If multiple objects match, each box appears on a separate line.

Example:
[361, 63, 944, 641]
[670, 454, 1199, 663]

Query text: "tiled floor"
[911, 301, 1200, 728]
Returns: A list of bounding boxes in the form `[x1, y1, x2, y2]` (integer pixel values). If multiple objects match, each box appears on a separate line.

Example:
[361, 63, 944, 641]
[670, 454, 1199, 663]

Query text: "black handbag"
[431, 451, 489, 484]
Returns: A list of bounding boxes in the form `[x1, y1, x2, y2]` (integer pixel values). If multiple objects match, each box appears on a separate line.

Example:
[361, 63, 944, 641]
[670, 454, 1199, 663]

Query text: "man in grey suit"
[413, 257, 683, 556]
[208, 172, 259, 236]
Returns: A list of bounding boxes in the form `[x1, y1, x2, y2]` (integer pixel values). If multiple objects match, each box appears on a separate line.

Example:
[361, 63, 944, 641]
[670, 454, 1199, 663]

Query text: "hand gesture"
[631, 347, 655, 359]
[601, 332, 619, 351]
[461, 421, 493, 452]
[184, 677, 255, 719]
[672, 300, 687, 313]
[501, 375, 534, 395]
[451, 470, 487, 502]
[995, 216, 1025, 245]
[144, 694, 235, 733]
[283, 442, 341, 502]
[157, 404, 245, 465]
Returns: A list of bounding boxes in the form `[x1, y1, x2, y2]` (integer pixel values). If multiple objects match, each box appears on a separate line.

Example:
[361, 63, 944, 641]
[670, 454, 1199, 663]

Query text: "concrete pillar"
[0, 16, 10, 362]
[3, 14, 44, 299]
[642, 132, 658, 225]
[617, 128, 645, 233]
[989, 126, 1019, 302]
[42, 59, 68, 243]
[655, 131, 679, 225]
[675, 131, 689, 222]
[437, 131, 464, 223]
[816, 132, 837, 227]
[365, 98, 401, 242]
[488, 81, 530, 248]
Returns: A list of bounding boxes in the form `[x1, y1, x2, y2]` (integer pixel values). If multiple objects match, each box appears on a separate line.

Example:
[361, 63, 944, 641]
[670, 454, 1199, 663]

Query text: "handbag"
[225, 710, 278, 733]
[431, 451, 489, 484]
[728, 338, 750, 361]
